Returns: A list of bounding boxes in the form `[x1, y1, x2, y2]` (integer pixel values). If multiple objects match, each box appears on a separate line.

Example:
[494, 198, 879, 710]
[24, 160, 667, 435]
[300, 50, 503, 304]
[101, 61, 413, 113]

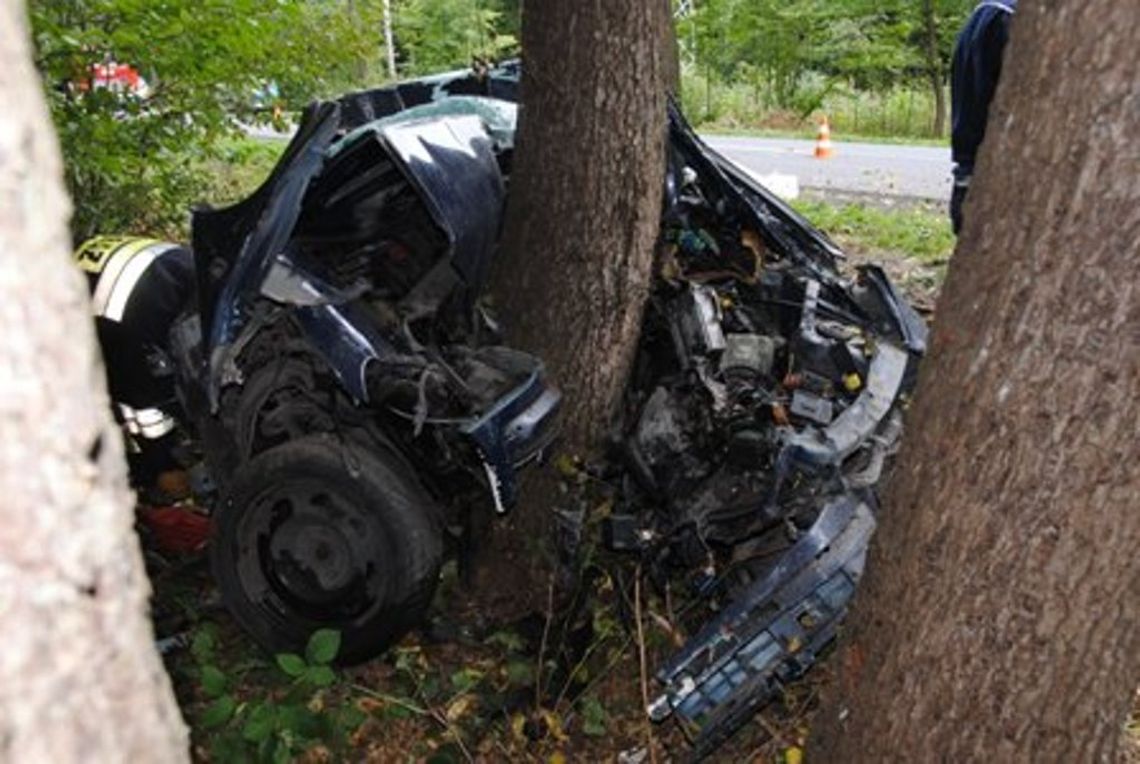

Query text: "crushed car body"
[90, 58, 928, 751]
[630, 107, 925, 756]
[336, 63, 926, 756]
[170, 84, 560, 662]
[187, 97, 561, 507]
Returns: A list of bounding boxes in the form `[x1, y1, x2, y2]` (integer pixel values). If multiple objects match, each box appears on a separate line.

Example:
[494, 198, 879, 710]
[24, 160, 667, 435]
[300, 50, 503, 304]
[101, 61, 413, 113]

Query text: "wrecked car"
[329, 63, 926, 756]
[120, 57, 928, 754]
[171, 88, 559, 663]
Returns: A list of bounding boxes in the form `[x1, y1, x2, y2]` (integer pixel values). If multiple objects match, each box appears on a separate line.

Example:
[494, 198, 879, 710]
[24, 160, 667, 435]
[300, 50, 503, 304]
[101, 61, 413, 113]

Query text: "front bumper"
[462, 367, 562, 512]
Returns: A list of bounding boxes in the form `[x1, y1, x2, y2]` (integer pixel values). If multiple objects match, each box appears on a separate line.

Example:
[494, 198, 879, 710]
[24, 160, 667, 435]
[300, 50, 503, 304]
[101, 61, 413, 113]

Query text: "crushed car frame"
[336, 63, 925, 756]
[138, 61, 925, 756]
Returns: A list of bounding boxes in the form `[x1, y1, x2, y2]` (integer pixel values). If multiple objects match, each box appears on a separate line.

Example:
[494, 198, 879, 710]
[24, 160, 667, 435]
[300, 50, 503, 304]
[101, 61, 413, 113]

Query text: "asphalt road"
[248, 124, 952, 203]
[700, 134, 953, 203]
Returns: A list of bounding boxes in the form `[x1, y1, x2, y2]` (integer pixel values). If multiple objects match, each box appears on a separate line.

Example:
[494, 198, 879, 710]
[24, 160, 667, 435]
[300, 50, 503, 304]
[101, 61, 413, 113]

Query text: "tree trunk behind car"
[487, 2, 668, 553]
[0, 3, 188, 759]
[810, 0, 1140, 759]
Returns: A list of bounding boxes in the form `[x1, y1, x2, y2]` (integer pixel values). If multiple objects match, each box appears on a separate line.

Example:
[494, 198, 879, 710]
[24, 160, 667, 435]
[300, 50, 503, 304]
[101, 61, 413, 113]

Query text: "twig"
[564, 635, 634, 710]
[634, 567, 659, 764]
[646, 607, 684, 648]
[427, 706, 474, 764]
[552, 627, 611, 711]
[534, 574, 556, 712]
[351, 684, 474, 764]
[351, 683, 429, 715]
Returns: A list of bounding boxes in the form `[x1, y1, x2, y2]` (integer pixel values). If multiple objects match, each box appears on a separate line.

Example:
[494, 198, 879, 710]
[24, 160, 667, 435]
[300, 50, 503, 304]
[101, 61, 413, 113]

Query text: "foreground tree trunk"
[811, 1, 1140, 760]
[0, 3, 188, 760]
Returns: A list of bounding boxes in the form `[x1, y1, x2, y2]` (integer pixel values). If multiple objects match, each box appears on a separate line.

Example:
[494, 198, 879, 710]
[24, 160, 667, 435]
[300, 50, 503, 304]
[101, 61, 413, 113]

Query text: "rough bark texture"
[471, 2, 666, 605]
[810, 1, 1140, 761]
[661, 0, 681, 97]
[491, 3, 667, 455]
[0, 3, 189, 760]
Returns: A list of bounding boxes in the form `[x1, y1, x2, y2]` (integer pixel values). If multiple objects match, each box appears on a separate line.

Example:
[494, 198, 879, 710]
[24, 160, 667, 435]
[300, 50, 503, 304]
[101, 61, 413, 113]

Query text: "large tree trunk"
[0, 3, 188, 760]
[491, 3, 667, 461]
[476, 2, 666, 602]
[810, 1, 1140, 760]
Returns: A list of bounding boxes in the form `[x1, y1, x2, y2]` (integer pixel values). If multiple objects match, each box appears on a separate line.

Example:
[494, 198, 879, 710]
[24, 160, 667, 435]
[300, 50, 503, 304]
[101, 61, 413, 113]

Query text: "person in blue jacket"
[950, 0, 1018, 234]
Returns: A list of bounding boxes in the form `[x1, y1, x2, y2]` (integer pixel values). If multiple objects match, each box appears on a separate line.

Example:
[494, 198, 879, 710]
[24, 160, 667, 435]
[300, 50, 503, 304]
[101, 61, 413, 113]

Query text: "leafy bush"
[191, 626, 365, 763]
[31, 0, 388, 241]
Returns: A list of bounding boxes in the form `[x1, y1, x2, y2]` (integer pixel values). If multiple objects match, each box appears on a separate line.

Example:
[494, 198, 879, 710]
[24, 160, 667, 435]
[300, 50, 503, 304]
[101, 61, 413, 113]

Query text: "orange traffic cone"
[814, 117, 835, 159]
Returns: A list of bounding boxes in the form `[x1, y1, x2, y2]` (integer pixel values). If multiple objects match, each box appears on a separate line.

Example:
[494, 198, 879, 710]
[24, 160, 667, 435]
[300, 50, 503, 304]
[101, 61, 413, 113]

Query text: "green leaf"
[200, 665, 228, 698]
[303, 665, 337, 688]
[581, 696, 607, 737]
[276, 653, 307, 678]
[505, 660, 533, 687]
[191, 628, 216, 663]
[420, 675, 442, 702]
[484, 630, 526, 653]
[426, 750, 459, 764]
[201, 696, 236, 728]
[305, 629, 341, 665]
[279, 703, 328, 739]
[337, 704, 368, 733]
[449, 668, 482, 693]
[242, 703, 277, 743]
[382, 703, 413, 720]
[272, 739, 293, 764]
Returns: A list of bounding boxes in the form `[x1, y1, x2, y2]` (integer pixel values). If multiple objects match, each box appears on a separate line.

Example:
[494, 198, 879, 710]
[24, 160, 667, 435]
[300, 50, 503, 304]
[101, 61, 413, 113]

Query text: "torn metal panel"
[781, 342, 909, 469]
[192, 102, 341, 408]
[376, 115, 505, 299]
[292, 302, 397, 404]
[649, 495, 875, 721]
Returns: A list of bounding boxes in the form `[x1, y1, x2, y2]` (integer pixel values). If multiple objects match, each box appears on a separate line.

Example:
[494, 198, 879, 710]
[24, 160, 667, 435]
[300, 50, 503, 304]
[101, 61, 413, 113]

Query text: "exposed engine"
[600, 118, 925, 756]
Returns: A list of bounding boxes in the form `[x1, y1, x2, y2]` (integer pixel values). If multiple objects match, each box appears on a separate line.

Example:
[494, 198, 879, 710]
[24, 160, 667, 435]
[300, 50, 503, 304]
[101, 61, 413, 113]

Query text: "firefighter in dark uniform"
[74, 236, 196, 491]
[950, 0, 1017, 234]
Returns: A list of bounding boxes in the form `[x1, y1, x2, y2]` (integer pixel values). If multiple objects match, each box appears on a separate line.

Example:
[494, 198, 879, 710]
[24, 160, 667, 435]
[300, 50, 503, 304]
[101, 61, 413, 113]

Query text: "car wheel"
[211, 433, 442, 663]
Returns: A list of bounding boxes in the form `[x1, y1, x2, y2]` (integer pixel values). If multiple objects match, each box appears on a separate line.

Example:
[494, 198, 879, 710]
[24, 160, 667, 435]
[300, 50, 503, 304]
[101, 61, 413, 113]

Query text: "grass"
[698, 124, 950, 147]
[793, 199, 955, 264]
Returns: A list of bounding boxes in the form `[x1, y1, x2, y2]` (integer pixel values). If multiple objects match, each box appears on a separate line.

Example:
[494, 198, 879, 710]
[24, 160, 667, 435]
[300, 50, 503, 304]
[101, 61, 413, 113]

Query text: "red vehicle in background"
[76, 59, 150, 99]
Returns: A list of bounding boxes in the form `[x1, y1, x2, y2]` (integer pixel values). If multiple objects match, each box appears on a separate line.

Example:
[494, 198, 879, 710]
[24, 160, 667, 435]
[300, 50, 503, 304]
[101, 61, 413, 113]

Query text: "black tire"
[211, 434, 442, 663]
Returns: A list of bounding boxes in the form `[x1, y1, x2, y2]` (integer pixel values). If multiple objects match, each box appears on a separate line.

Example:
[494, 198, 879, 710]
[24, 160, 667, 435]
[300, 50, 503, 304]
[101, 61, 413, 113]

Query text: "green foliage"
[686, 71, 950, 141]
[31, 0, 387, 240]
[188, 627, 363, 763]
[579, 695, 608, 737]
[393, 0, 518, 75]
[681, 0, 976, 135]
[792, 200, 955, 263]
[306, 628, 342, 665]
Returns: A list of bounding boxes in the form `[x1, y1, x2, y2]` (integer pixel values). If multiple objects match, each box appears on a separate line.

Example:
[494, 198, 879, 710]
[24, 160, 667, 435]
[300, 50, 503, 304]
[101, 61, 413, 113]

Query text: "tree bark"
[0, 3, 189, 761]
[661, 0, 681, 97]
[472, 2, 665, 604]
[491, 2, 667, 458]
[810, 1, 1140, 760]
